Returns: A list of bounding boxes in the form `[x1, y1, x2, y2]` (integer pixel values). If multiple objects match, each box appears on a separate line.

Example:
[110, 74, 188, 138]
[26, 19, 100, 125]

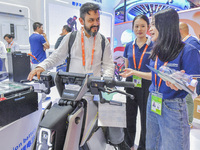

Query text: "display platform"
[0, 93, 43, 150]
[0, 81, 38, 127]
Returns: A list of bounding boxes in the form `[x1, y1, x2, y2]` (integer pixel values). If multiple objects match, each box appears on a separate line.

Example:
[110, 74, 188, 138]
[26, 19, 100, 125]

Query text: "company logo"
[166, 63, 178, 67]
[72, 1, 82, 7]
[13, 128, 36, 150]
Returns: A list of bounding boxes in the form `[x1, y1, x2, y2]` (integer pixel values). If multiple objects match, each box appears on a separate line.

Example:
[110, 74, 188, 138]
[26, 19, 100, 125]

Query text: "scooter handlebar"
[114, 80, 134, 88]
[38, 72, 134, 96]
[99, 76, 134, 88]
[88, 76, 134, 89]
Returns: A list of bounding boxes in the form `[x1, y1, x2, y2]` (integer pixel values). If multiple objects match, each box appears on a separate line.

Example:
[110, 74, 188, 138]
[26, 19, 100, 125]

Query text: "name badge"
[132, 75, 142, 88]
[151, 92, 163, 115]
[6, 48, 11, 53]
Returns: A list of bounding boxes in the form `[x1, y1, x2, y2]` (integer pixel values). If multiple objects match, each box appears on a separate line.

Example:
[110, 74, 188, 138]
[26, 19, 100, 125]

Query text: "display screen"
[115, 0, 190, 24]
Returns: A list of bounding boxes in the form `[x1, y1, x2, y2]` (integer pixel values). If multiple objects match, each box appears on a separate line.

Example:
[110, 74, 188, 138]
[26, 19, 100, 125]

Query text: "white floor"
[190, 119, 200, 150]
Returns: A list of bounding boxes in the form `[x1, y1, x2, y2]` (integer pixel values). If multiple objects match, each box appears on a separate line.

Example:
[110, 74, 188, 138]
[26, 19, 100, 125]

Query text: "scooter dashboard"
[55, 72, 89, 101]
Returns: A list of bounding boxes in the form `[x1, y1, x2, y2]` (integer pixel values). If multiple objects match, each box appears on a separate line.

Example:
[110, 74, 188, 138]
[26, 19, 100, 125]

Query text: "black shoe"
[117, 141, 130, 150]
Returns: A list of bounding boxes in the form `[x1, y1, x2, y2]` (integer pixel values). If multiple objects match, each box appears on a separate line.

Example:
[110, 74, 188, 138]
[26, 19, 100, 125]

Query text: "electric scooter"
[31, 71, 134, 150]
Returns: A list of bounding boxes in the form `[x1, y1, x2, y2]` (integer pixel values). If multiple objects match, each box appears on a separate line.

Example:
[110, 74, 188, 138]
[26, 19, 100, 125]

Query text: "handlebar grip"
[58, 72, 86, 78]
[114, 80, 134, 88]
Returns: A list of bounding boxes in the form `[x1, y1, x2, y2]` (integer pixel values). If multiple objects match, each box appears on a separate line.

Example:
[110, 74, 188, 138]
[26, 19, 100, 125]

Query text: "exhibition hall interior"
[0, 0, 200, 150]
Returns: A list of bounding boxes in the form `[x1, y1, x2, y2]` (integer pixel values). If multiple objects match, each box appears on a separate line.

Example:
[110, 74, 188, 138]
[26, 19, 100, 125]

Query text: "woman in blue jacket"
[121, 8, 200, 150]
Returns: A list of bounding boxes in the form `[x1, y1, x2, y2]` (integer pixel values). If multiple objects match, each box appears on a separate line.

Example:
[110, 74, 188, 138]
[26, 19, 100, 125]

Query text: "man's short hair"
[33, 22, 43, 31]
[63, 25, 72, 32]
[4, 34, 14, 39]
[73, 16, 77, 19]
[80, 2, 101, 20]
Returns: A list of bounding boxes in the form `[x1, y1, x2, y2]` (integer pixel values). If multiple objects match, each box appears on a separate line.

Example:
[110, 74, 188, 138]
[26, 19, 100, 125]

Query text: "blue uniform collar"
[132, 36, 151, 46]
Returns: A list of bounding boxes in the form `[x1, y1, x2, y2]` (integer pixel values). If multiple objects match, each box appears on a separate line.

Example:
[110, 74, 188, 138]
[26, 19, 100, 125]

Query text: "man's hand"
[42, 33, 47, 37]
[27, 67, 45, 81]
[42, 33, 50, 50]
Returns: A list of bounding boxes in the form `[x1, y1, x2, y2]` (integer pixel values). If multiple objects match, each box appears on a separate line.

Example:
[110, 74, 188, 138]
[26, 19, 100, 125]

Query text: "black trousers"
[124, 77, 151, 150]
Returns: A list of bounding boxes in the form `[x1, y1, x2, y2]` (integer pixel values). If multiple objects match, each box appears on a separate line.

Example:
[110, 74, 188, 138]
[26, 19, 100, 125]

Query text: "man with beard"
[27, 2, 130, 150]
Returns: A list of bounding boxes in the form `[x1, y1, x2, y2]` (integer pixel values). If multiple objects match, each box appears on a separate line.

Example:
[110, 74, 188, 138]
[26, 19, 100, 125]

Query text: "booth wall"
[0, 0, 121, 52]
[179, 7, 200, 39]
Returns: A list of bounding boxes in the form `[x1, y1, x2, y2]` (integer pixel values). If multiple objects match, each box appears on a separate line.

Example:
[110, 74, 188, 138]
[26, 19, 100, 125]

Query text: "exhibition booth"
[0, 0, 199, 150]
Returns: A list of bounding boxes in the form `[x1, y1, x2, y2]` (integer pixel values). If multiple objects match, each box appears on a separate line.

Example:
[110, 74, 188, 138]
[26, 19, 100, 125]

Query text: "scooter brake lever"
[105, 87, 134, 100]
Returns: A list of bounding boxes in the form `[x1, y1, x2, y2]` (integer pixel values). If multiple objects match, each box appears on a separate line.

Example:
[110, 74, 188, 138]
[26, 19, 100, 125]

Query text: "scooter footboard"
[36, 103, 73, 150]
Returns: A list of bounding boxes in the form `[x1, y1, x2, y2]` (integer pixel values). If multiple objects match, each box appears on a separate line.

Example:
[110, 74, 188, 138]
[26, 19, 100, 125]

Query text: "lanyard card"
[151, 92, 163, 115]
[132, 75, 142, 88]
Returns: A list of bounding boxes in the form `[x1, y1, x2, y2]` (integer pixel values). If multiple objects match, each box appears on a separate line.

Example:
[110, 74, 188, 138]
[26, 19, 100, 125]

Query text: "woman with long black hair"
[120, 8, 200, 150]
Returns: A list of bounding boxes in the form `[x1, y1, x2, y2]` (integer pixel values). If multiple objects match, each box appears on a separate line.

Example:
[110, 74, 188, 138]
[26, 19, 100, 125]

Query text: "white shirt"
[38, 30, 114, 77]
[0, 41, 6, 58]
[5, 41, 20, 52]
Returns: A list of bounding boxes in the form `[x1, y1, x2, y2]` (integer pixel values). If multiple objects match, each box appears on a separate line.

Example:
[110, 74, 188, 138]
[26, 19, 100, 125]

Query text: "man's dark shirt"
[54, 35, 66, 49]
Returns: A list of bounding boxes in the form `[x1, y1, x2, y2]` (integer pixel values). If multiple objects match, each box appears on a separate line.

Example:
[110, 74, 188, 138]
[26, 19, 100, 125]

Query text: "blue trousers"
[146, 94, 190, 150]
[0, 58, 3, 71]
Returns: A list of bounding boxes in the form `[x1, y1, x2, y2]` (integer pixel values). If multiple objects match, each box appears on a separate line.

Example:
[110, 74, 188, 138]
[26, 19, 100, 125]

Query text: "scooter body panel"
[36, 103, 73, 150]
[80, 94, 98, 146]
[86, 128, 107, 150]
[63, 106, 84, 150]
[80, 94, 106, 150]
